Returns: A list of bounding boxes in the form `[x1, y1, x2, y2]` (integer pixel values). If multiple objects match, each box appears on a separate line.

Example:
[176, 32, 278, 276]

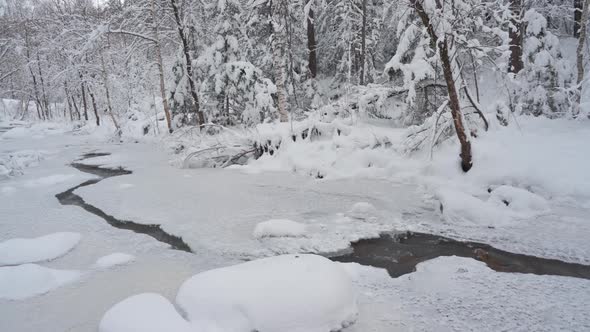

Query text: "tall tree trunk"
[306, 1, 317, 78]
[88, 88, 100, 126]
[576, 0, 584, 38]
[80, 80, 89, 121]
[271, 0, 289, 122]
[359, 0, 367, 85]
[508, 0, 524, 73]
[412, 0, 473, 172]
[24, 23, 44, 120]
[169, 0, 205, 126]
[576, 0, 590, 114]
[152, 0, 173, 133]
[36, 53, 50, 119]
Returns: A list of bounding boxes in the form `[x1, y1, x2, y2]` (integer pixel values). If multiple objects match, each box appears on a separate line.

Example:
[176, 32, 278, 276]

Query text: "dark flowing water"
[55, 152, 192, 252]
[331, 232, 590, 279]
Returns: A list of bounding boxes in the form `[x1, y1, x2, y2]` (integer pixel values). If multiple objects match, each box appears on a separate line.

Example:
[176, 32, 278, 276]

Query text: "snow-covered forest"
[1, 0, 590, 331]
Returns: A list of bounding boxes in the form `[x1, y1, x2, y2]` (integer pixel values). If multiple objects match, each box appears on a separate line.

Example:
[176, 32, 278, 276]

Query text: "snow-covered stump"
[176, 254, 358, 332]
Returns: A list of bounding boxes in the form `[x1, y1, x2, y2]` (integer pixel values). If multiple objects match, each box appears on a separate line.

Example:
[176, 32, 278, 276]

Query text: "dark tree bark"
[411, 0, 473, 172]
[508, 0, 524, 73]
[80, 83, 88, 121]
[88, 88, 100, 126]
[169, 0, 205, 126]
[306, 1, 317, 78]
[359, 0, 367, 85]
[576, 0, 584, 38]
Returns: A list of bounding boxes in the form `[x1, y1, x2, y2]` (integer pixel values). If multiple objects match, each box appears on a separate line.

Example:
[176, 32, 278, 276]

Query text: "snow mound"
[436, 188, 510, 226]
[489, 185, 550, 217]
[347, 202, 377, 220]
[99, 293, 191, 332]
[176, 254, 358, 332]
[0, 264, 80, 300]
[0, 150, 45, 178]
[0, 232, 81, 266]
[94, 253, 135, 269]
[253, 219, 307, 238]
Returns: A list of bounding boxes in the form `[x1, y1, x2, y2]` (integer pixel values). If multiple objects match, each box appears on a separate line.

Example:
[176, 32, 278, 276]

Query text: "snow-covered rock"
[0, 232, 81, 266]
[489, 185, 550, 217]
[176, 254, 358, 332]
[99, 293, 191, 332]
[253, 219, 307, 238]
[93, 253, 135, 269]
[0, 264, 80, 300]
[347, 202, 377, 220]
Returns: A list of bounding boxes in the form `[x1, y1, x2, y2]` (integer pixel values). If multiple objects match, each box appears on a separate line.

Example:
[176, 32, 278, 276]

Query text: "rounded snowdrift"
[99, 293, 191, 332]
[176, 254, 358, 332]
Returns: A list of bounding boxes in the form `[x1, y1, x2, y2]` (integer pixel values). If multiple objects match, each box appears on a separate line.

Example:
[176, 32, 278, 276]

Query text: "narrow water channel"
[331, 232, 590, 279]
[55, 152, 192, 252]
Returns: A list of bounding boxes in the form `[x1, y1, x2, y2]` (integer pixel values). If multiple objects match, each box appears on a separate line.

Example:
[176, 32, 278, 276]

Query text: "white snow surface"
[176, 254, 358, 332]
[0, 232, 81, 266]
[99, 293, 191, 332]
[93, 253, 135, 269]
[347, 202, 378, 220]
[0, 264, 81, 300]
[253, 219, 307, 238]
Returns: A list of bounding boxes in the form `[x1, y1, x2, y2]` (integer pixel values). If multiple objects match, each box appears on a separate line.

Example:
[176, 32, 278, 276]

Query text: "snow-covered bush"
[517, 9, 574, 117]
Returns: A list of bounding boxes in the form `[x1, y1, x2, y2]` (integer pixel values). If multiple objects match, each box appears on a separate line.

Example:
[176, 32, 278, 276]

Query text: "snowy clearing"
[0, 232, 81, 266]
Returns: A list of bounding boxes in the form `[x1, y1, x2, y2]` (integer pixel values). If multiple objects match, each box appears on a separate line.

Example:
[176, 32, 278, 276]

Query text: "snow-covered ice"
[99, 293, 191, 332]
[0, 264, 81, 300]
[176, 254, 357, 332]
[344, 256, 590, 331]
[0, 232, 81, 266]
[253, 219, 307, 238]
[93, 253, 135, 269]
[347, 202, 378, 220]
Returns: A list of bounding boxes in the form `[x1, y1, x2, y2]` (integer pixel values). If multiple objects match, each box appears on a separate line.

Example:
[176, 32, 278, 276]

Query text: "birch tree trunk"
[272, 0, 289, 122]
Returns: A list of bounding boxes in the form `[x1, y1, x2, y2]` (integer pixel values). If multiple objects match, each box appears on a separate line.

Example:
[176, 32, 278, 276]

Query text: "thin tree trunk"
[99, 48, 120, 133]
[359, 0, 367, 85]
[272, 0, 289, 122]
[508, 0, 524, 74]
[36, 53, 50, 119]
[80, 79, 89, 121]
[88, 88, 100, 126]
[152, 0, 173, 133]
[24, 24, 44, 120]
[412, 0, 473, 172]
[306, 1, 317, 78]
[169, 0, 205, 126]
